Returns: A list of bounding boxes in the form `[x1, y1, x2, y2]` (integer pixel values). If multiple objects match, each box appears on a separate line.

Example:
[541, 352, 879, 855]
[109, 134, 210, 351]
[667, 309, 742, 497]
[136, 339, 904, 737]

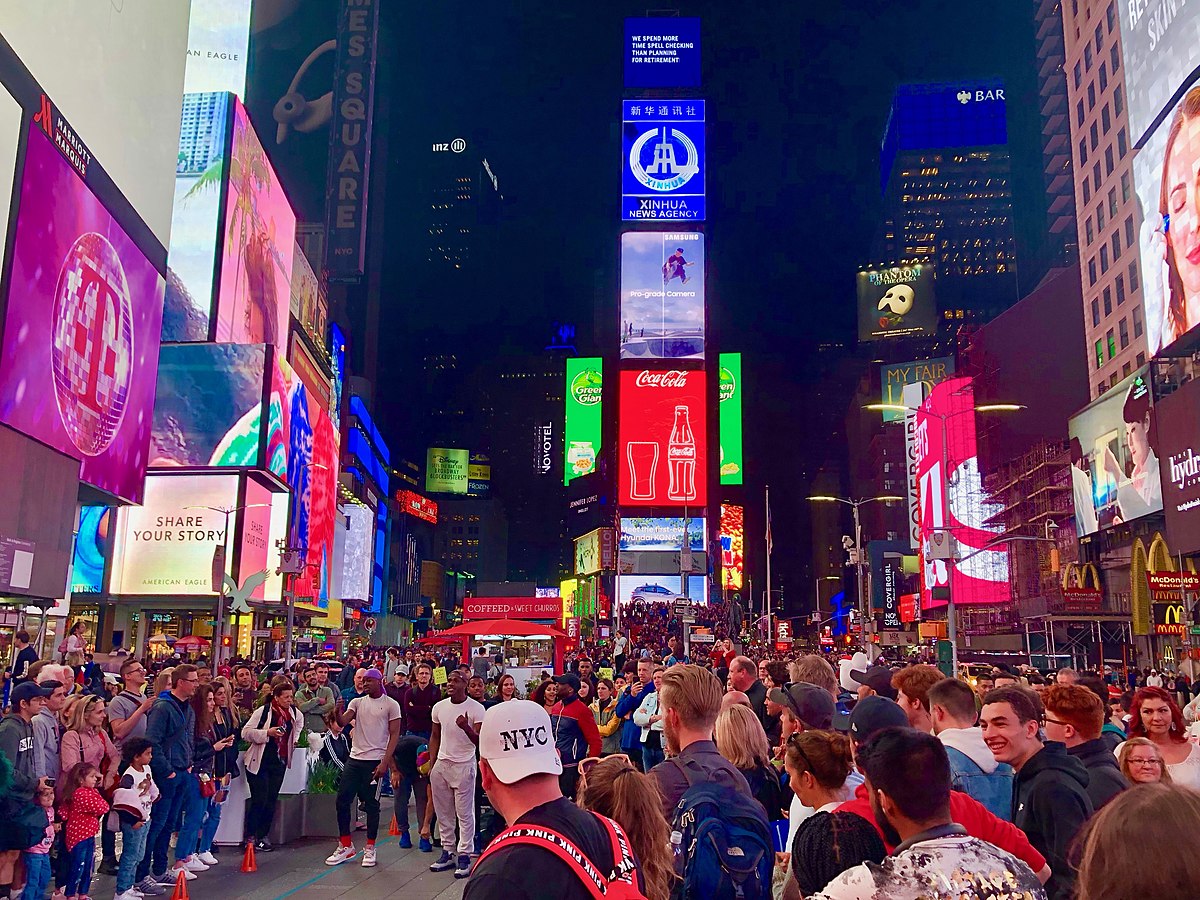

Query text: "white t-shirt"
[347, 693, 402, 761]
[432, 697, 486, 764]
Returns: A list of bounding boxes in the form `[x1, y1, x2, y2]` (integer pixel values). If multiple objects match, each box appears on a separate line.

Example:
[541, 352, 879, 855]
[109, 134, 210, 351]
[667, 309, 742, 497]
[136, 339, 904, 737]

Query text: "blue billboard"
[624, 18, 701, 88]
[622, 100, 705, 221]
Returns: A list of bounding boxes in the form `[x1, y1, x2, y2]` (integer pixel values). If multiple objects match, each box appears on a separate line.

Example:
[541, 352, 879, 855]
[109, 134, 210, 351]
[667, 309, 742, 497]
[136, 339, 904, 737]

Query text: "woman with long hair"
[241, 681, 303, 852]
[576, 756, 675, 900]
[59, 693, 121, 874]
[530, 679, 557, 712]
[1101, 374, 1161, 524]
[187, 684, 238, 867]
[592, 678, 622, 756]
[1120, 686, 1200, 789]
[63, 621, 87, 669]
[714, 704, 784, 821]
[484, 673, 518, 709]
[1117, 735, 1174, 785]
[1154, 85, 1200, 353]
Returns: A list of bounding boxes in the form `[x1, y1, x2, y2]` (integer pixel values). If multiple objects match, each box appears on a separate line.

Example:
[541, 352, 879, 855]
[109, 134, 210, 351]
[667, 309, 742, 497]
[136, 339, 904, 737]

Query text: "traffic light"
[220, 635, 232, 648]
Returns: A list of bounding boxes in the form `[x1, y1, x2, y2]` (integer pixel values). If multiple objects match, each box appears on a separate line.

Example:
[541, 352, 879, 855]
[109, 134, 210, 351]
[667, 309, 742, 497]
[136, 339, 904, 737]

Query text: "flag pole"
[765, 485, 773, 648]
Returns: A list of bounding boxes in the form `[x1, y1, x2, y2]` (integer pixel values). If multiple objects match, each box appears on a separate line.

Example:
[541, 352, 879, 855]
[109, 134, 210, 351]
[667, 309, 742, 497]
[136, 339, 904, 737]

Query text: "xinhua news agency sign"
[622, 100, 705, 221]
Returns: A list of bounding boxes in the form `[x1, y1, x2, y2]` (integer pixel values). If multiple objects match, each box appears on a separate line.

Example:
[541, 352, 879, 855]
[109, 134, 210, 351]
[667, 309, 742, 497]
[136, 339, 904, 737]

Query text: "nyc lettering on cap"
[479, 699, 563, 784]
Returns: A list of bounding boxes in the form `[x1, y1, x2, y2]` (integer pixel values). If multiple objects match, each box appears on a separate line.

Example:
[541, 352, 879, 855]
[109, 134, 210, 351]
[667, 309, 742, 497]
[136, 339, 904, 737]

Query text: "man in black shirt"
[466, 700, 644, 899]
[11, 630, 37, 684]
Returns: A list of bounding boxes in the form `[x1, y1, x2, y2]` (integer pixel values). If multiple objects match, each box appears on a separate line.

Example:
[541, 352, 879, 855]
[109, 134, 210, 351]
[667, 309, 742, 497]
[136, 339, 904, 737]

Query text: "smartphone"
[374, 777, 384, 801]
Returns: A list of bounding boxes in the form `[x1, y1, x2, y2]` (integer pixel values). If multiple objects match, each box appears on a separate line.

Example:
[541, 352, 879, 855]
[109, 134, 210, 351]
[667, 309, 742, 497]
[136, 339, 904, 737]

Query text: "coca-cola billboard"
[619, 369, 707, 507]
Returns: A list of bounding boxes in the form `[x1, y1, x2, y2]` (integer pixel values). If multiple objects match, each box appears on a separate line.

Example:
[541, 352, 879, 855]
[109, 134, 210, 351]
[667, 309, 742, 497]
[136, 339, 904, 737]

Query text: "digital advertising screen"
[1068, 366, 1161, 537]
[340, 503, 374, 604]
[331, 322, 347, 424]
[110, 473, 239, 595]
[0, 83, 24, 276]
[624, 18, 701, 88]
[619, 369, 707, 507]
[719, 353, 743, 484]
[720, 504, 744, 591]
[564, 357, 602, 485]
[149, 343, 266, 468]
[0, 123, 165, 504]
[622, 100, 705, 221]
[619, 517, 705, 552]
[621, 232, 705, 361]
[574, 527, 615, 576]
[397, 489, 438, 525]
[238, 477, 287, 604]
[71, 506, 111, 595]
[914, 378, 1009, 607]
[1118, 3, 1200, 148]
[214, 99, 295, 346]
[618, 574, 707, 607]
[426, 448, 469, 494]
[880, 357, 955, 423]
[1156, 378, 1200, 554]
[182, 0, 253, 96]
[290, 247, 328, 350]
[857, 263, 938, 342]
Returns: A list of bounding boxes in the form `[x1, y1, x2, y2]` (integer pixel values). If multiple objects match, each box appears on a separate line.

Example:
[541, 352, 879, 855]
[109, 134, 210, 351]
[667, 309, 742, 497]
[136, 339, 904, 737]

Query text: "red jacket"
[549, 696, 602, 766]
[61, 786, 110, 851]
[837, 783, 1046, 875]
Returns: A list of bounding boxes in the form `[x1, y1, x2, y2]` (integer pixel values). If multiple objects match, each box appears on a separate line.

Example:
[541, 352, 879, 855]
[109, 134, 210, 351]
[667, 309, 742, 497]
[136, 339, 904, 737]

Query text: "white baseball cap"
[479, 700, 563, 784]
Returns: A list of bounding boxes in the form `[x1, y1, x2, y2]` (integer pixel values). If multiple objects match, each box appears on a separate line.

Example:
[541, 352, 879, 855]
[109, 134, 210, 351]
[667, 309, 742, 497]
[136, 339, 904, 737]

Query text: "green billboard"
[719, 353, 743, 485]
[426, 447, 469, 494]
[564, 358, 603, 485]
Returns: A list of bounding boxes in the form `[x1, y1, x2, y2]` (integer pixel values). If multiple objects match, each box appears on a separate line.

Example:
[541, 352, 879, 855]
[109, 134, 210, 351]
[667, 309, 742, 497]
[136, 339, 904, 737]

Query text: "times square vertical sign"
[622, 100, 705, 221]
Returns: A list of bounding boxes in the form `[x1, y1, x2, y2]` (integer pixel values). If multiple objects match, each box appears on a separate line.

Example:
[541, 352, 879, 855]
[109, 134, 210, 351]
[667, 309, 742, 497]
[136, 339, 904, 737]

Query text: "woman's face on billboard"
[1167, 115, 1200, 300]
[1126, 414, 1153, 470]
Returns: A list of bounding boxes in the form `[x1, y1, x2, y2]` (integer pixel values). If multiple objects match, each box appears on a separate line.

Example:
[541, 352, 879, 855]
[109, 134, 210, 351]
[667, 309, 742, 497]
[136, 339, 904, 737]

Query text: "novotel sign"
[462, 597, 562, 620]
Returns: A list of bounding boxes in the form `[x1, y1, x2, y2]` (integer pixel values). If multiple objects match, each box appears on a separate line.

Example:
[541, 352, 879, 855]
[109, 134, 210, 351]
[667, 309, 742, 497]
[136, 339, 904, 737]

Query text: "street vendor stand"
[418, 618, 567, 695]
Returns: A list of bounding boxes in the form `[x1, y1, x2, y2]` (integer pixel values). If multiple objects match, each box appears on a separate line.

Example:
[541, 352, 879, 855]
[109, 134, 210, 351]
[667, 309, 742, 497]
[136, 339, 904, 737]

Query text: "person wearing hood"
[928, 678, 1014, 821]
[1042, 684, 1128, 811]
[981, 686, 1093, 900]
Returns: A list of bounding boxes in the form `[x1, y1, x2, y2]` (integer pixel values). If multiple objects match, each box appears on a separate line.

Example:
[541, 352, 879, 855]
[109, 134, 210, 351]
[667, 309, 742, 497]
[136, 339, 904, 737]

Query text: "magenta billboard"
[0, 122, 165, 503]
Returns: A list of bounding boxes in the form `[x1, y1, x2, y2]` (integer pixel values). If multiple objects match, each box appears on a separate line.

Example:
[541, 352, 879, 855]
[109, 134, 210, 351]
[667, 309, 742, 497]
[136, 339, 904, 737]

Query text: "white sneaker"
[325, 845, 357, 866]
[115, 890, 142, 900]
[361, 846, 377, 868]
[197, 851, 219, 866]
[182, 855, 210, 872]
[168, 864, 197, 882]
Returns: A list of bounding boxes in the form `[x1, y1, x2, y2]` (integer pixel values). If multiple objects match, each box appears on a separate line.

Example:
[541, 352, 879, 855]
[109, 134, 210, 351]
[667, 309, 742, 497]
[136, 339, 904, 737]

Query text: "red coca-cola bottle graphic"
[667, 405, 696, 501]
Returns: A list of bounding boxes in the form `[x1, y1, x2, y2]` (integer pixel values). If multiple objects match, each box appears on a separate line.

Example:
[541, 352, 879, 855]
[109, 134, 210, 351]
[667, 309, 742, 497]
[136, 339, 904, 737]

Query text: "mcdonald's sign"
[1152, 602, 1188, 635]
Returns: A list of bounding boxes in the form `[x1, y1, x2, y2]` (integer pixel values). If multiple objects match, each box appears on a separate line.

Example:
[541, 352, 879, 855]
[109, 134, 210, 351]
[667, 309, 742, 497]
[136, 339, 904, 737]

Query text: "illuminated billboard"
[468, 452, 491, 496]
[427, 448, 469, 494]
[619, 517, 705, 552]
[914, 378, 1009, 607]
[880, 357, 955, 424]
[857, 264, 938, 342]
[621, 232, 705, 360]
[619, 369, 707, 507]
[0, 123, 166, 504]
[149, 343, 267, 468]
[622, 100, 705, 221]
[574, 528, 616, 576]
[618, 574, 707, 606]
[624, 18, 701, 88]
[719, 353, 743, 484]
[290, 247, 329, 351]
[565, 358, 602, 484]
[1068, 367, 1161, 537]
[341, 503, 374, 604]
[110, 474, 238, 595]
[214, 99, 295, 346]
[1117, 4, 1200, 147]
[720, 504, 744, 590]
[71, 506, 111, 595]
[1157, 378, 1200, 554]
[239, 478, 287, 604]
[183, 0, 253, 96]
[397, 490, 438, 525]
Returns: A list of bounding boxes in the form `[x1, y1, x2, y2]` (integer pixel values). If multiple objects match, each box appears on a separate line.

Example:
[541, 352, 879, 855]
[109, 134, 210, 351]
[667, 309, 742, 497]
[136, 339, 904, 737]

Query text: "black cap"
[552, 673, 581, 692]
[769, 683, 836, 731]
[10, 681, 53, 707]
[842, 695, 909, 741]
[849, 665, 898, 700]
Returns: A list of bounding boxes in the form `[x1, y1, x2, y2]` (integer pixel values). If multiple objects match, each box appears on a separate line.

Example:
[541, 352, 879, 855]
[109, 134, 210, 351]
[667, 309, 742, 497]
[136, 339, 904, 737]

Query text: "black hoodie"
[1014, 741, 1093, 900]
[1068, 737, 1129, 811]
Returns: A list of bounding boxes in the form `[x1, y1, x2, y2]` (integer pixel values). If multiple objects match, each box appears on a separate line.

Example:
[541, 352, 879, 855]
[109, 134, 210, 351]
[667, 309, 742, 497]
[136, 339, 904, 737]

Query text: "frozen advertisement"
[183, 0, 253, 96]
[71, 506, 112, 595]
[149, 344, 267, 468]
[624, 18, 701, 88]
[619, 517, 705, 552]
[622, 100, 705, 221]
[618, 574, 708, 607]
[857, 263, 938, 341]
[1068, 367, 1161, 537]
[880, 357, 955, 424]
[239, 478, 287, 604]
[621, 232, 704, 360]
[110, 474, 238, 595]
[720, 504, 744, 591]
[426, 448, 469, 494]
[215, 100, 295, 346]
[719, 353, 743, 484]
[564, 357, 602, 484]
[340, 503, 374, 604]
[618, 369, 707, 507]
[1157, 378, 1200, 554]
[0, 123, 165, 504]
[1118, 2, 1200, 148]
[914, 378, 1009, 607]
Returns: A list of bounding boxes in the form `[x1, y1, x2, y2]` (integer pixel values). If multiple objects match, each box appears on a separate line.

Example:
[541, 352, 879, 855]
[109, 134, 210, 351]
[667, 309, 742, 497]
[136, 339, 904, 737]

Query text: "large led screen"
[857, 263, 938, 341]
[340, 503, 374, 604]
[0, 124, 165, 504]
[110, 473, 238, 595]
[622, 100, 705, 221]
[1154, 377, 1200, 555]
[619, 517, 705, 552]
[149, 343, 266, 468]
[290, 247, 328, 350]
[720, 504, 744, 591]
[618, 574, 707, 607]
[71, 506, 112, 595]
[624, 18, 701, 88]
[427, 448, 469, 494]
[215, 100, 295, 346]
[914, 378, 1009, 607]
[238, 478, 287, 604]
[880, 357, 955, 424]
[619, 369, 707, 507]
[183, 0, 253, 97]
[1118, 3, 1200, 148]
[620, 232, 705, 360]
[1068, 366, 1161, 537]
[719, 353, 743, 483]
[564, 358, 602, 484]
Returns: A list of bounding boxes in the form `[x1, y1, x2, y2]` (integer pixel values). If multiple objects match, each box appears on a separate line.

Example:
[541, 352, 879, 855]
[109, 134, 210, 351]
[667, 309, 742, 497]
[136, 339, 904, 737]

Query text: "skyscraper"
[1033, 0, 1079, 265]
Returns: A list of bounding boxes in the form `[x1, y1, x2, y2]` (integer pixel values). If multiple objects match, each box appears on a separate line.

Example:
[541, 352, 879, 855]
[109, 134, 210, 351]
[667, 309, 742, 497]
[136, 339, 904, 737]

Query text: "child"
[20, 786, 56, 900]
[59, 763, 109, 900]
[110, 739, 158, 900]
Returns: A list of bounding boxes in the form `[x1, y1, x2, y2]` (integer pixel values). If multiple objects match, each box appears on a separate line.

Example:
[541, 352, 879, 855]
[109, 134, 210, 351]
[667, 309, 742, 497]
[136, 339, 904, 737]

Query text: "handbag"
[198, 777, 216, 799]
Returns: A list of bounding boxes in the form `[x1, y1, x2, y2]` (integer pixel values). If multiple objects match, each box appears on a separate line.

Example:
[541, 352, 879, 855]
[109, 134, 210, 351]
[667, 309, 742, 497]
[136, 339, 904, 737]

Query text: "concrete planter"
[267, 794, 305, 845]
[302, 793, 349, 838]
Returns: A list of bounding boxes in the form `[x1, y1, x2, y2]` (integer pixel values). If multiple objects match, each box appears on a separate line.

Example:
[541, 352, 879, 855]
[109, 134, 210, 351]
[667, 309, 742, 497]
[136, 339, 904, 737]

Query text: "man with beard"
[810, 729, 1046, 900]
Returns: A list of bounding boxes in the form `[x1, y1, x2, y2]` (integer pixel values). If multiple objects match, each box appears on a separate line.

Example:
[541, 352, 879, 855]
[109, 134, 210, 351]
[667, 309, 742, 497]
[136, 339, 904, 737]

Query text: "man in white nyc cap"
[464, 701, 644, 900]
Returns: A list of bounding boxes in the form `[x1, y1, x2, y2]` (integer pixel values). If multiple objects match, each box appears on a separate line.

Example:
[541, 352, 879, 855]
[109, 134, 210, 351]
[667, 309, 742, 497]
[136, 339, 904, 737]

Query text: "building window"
[1107, 1, 1117, 31]
[1085, 43, 1094, 71]
[1125, 215, 1135, 247]
[1118, 128, 1127, 158]
[1090, 122, 1099, 150]
[1095, 23, 1104, 51]
[1116, 274, 1126, 305]
[1095, 340, 1104, 369]
[1088, 81, 1097, 109]
[1111, 43, 1120, 72]
[1107, 328, 1116, 358]
[1119, 317, 1129, 349]
[1136, 351, 1146, 366]
[1079, 138, 1089, 166]
[1089, 257, 1097, 285]
[1121, 171, 1132, 203]
[1109, 187, 1118, 218]
[1083, 178, 1091, 203]
[1074, 61, 1083, 88]
[1091, 297, 1101, 326]
[1097, 202, 1105, 231]
[1086, 217, 1094, 244]
[1094, 162, 1102, 191]
[1114, 84, 1124, 116]
[1102, 104, 1111, 134]
[1112, 231, 1121, 260]
[1077, 100, 1086, 127]
[1105, 145, 1115, 175]
[1099, 61, 1108, 92]
[1129, 261, 1140, 292]
[1103, 286, 1113, 316]
[1101, 245, 1110, 273]
[1098, 381, 1107, 395]
[1133, 304, 1143, 338]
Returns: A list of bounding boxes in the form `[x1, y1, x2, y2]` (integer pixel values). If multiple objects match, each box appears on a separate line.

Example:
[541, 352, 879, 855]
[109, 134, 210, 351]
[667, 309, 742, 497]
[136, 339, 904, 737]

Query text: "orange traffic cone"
[241, 841, 258, 873]
[170, 869, 190, 900]
[388, 815, 401, 836]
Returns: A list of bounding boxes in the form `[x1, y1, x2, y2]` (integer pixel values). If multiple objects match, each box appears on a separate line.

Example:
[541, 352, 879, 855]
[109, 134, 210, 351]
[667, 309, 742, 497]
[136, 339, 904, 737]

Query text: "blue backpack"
[668, 759, 773, 900]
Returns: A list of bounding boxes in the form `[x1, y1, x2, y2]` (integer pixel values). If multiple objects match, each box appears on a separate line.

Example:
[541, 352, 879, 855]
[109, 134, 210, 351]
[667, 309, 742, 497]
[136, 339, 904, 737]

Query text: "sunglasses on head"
[579, 754, 633, 779]
[786, 732, 814, 773]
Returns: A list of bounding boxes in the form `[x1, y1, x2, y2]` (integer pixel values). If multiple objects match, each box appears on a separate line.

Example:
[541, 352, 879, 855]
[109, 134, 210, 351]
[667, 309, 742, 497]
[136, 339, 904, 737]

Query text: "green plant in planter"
[307, 760, 341, 795]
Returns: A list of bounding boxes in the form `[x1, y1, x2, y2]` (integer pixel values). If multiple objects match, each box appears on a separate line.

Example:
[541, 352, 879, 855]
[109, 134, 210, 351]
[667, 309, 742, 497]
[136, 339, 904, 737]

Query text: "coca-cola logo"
[635, 370, 690, 388]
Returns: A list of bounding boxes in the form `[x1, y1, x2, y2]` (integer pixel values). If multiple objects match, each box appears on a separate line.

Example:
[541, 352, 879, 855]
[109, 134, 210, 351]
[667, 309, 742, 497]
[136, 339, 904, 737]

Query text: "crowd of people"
[3, 616, 1200, 899]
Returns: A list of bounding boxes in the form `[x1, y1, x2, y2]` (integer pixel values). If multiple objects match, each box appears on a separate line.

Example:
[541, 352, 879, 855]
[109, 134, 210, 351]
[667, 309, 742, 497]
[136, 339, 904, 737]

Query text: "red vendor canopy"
[427, 619, 566, 639]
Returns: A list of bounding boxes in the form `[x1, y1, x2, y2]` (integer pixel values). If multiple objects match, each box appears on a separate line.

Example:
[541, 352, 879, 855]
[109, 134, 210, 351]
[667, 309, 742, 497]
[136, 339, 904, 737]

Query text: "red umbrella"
[430, 619, 566, 639]
[173, 635, 211, 651]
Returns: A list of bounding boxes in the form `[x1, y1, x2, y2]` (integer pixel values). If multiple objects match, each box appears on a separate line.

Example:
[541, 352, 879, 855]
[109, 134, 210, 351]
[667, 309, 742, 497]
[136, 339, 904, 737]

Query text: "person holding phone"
[187, 684, 238, 866]
[242, 681, 302, 853]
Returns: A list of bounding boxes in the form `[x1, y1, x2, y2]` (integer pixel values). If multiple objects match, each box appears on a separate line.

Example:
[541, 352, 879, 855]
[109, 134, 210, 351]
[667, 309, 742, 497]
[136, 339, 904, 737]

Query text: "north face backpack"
[668, 758, 773, 900]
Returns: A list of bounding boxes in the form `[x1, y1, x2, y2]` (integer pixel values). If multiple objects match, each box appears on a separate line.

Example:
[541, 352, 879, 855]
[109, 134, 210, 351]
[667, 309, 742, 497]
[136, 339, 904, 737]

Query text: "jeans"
[431, 759, 476, 857]
[139, 771, 184, 879]
[336, 759, 382, 840]
[20, 852, 51, 900]
[173, 772, 205, 863]
[64, 838, 95, 897]
[246, 759, 285, 841]
[197, 797, 223, 854]
[116, 823, 149, 894]
[642, 744, 665, 770]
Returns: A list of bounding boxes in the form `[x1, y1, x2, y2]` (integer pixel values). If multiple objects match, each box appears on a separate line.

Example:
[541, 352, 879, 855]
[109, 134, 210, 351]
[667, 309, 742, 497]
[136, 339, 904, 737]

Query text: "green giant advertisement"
[564, 358, 603, 485]
[426, 447, 469, 494]
[719, 353, 743, 485]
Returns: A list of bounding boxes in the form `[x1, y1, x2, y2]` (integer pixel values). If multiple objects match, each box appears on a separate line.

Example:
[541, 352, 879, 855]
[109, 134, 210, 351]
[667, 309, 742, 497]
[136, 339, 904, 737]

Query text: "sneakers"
[429, 851, 455, 872]
[181, 856, 209, 872]
[115, 890, 143, 900]
[325, 845, 357, 866]
[167, 864, 197, 882]
[418, 836, 433, 853]
[197, 851, 219, 866]
[398, 833, 412, 849]
[361, 846, 377, 868]
[254, 838, 274, 853]
[135, 879, 165, 897]
[454, 855, 472, 878]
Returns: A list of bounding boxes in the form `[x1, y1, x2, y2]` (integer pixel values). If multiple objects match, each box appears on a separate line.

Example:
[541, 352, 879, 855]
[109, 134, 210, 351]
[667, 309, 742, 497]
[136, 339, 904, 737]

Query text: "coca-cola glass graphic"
[628, 441, 659, 500]
[667, 405, 697, 501]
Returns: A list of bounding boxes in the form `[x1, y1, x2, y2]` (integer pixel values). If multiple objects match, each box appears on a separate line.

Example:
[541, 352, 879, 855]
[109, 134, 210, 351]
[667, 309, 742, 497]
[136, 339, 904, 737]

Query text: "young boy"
[113, 738, 160, 900]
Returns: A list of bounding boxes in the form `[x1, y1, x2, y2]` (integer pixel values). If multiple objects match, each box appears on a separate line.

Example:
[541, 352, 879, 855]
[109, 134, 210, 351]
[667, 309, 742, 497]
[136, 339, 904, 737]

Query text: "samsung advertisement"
[621, 232, 705, 360]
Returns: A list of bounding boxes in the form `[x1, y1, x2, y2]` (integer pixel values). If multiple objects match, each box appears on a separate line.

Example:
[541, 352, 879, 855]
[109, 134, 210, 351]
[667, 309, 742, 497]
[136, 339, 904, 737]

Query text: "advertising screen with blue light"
[622, 100, 705, 221]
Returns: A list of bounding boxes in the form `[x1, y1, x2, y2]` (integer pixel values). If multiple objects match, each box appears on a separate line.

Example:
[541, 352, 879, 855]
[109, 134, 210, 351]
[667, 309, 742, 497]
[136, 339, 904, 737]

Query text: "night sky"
[375, 2, 1049, 607]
